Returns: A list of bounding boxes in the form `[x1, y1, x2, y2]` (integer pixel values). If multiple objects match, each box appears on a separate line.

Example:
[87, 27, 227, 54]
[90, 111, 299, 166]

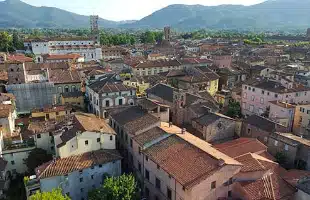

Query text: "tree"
[88, 174, 138, 200]
[12, 31, 24, 50]
[226, 101, 241, 118]
[0, 31, 12, 52]
[275, 152, 287, 166]
[24, 148, 53, 174]
[30, 188, 70, 200]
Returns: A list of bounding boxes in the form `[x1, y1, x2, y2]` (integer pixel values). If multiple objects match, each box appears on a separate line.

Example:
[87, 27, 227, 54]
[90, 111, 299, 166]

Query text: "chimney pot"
[181, 128, 186, 134]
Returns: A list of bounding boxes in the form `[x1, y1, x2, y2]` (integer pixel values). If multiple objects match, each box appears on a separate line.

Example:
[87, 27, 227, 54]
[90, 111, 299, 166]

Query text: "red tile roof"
[213, 138, 267, 158]
[143, 134, 234, 189]
[45, 54, 83, 60]
[36, 149, 122, 179]
[235, 153, 278, 173]
[7, 54, 33, 63]
[238, 172, 296, 200]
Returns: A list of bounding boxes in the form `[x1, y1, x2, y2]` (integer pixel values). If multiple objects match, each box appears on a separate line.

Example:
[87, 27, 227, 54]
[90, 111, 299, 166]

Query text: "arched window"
[65, 86, 69, 93]
[72, 85, 76, 91]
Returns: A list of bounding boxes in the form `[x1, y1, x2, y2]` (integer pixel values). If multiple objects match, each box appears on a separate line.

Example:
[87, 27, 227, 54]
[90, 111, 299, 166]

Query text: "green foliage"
[0, 31, 11, 52]
[100, 32, 136, 46]
[275, 152, 287, 165]
[88, 174, 138, 200]
[29, 188, 70, 200]
[23, 176, 30, 185]
[24, 148, 53, 174]
[226, 101, 241, 118]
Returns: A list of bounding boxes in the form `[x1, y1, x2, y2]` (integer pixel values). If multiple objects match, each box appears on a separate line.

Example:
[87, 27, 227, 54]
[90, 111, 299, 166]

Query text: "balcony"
[3, 138, 35, 151]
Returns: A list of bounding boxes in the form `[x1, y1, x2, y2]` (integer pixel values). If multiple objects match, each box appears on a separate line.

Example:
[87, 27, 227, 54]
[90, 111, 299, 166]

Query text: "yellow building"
[293, 104, 310, 137]
[60, 91, 85, 109]
[31, 105, 71, 121]
[208, 79, 219, 96]
[123, 76, 150, 96]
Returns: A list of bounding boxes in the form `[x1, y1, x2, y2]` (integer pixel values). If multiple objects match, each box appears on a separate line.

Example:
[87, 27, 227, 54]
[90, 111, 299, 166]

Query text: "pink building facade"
[241, 80, 310, 116]
[213, 55, 232, 68]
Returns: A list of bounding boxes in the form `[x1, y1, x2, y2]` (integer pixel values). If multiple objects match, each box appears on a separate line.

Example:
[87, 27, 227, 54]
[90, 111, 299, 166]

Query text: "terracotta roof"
[193, 112, 233, 126]
[7, 54, 33, 63]
[32, 105, 71, 114]
[36, 149, 122, 179]
[134, 59, 181, 69]
[214, 138, 267, 158]
[0, 93, 15, 102]
[235, 153, 278, 173]
[0, 104, 12, 118]
[25, 62, 70, 71]
[143, 124, 241, 189]
[273, 132, 310, 147]
[44, 54, 83, 60]
[143, 135, 221, 188]
[27, 120, 57, 135]
[237, 172, 296, 200]
[133, 127, 167, 146]
[48, 69, 81, 84]
[74, 113, 115, 134]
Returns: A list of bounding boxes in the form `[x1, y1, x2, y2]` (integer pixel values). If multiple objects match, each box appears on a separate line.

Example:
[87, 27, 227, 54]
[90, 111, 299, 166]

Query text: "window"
[285, 144, 289, 151]
[91, 175, 94, 179]
[155, 178, 161, 189]
[274, 140, 278, 146]
[167, 188, 172, 199]
[145, 169, 149, 180]
[146, 156, 148, 161]
[99, 164, 102, 168]
[211, 181, 216, 189]
[11, 161, 15, 165]
[65, 86, 69, 93]
[80, 178, 83, 182]
[97, 138, 100, 143]
[252, 88, 255, 92]
[260, 97, 264, 104]
[37, 134, 41, 139]
[105, 100, 110, 107]
[80, 188, 84, 192]
[79, 170, 83, 174]
[248, 87, 251, 91]
[56, 112, 59, 116]
[245, 86, 248, 90]
[119, 98, 123, 105]
[85, 140, 88, 145]
[275, 94, 278, 98]
[51, 146, 54, 151]
[228, 191, 232, 197]
[130, 139, 133, 147]
[296, 93, 299, 97]
[243, 92, 247, 99]
[267, 92, 270, 96]
[251, 96, 255, 101]
[262, 90, 265, 94]
[138, 147, 142, 155]
[249, 105, 254, 112]
[138, 162, 141, 172]
[247, 128, 251, 135]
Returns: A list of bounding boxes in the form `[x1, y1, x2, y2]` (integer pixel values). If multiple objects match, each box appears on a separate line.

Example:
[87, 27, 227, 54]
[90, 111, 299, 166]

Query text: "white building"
[36, 149, 122, 200]
[54, 113, 116, 158]
[24, 39, 102, 63]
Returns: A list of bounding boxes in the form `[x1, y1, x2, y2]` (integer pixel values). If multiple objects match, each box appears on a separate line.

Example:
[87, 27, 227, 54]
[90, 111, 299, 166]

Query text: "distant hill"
[0, 0, 119, 28]
[1, 0, 310, 30]
[121, 0, 310, 31]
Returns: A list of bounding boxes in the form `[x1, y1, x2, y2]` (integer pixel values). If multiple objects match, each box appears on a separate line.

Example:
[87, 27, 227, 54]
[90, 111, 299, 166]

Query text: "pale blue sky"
[19, 0, 265, 21]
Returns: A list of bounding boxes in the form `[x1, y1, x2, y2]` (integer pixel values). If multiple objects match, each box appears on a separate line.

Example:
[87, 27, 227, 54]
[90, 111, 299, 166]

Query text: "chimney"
[181, 128, 186, 134]
[169, 122, 172, 127]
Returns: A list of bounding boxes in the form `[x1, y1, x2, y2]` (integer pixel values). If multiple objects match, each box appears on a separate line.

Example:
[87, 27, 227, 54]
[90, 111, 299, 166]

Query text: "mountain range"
[1, 0, 310, 30]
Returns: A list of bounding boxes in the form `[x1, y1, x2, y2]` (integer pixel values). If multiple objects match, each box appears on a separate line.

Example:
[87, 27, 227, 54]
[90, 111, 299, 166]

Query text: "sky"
[19, 0, 265, 21]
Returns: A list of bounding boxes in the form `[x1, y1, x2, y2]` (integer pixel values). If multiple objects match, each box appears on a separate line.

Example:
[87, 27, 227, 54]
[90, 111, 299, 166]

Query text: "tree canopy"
[29, 188, 70, 200]
[88, 174, 138, 200]
[24, 148, 53, 174]
[226, 101, 242, 118]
